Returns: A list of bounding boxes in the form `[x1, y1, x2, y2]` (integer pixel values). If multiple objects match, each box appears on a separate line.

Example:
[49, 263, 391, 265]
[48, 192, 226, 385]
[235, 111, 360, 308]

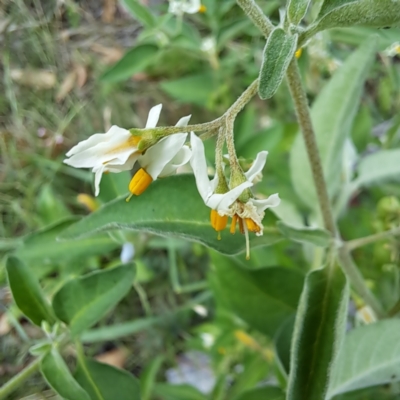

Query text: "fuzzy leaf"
[121, 0, 157, 27]
[287, 0, 311, 25]
[328, 319, 400, 398]
[58, 175, 283, 255]
[287, 267, 349, 400]
[258, 28, 298, 99]
[52, 265, 134, 335]
[41, 349, 90, 400]
[277, 221, 332, 247]
[6, 257, 55, 326]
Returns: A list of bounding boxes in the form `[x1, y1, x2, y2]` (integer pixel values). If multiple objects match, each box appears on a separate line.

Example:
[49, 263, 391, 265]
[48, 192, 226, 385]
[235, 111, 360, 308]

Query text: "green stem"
[0, 357, 41, 400]
[236, 0, 274, 37]
[346, 226, 400, 251]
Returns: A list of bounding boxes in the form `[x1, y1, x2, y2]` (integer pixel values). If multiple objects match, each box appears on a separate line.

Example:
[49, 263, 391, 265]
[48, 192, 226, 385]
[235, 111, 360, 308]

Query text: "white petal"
[145, 104, 162, 128]
[190, 132, 213, 203]
[244, 151, 268, 182]
[140, 133, 187, 179]
[175, 115, 191, 127]
[93, 165, 105, 197]
[158, 145, 192, 177]
[251, 193, 281, 212]
[211, 181, 253, 211]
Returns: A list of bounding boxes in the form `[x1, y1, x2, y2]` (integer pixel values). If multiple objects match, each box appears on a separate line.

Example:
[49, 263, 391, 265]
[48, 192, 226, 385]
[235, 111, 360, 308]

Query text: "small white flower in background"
[383, 42, 400, 57]
[190, 133, 280, 258]
[120, 242, 135, 264]
[64, 104, 192, 198]
[168, 0, 205, 15]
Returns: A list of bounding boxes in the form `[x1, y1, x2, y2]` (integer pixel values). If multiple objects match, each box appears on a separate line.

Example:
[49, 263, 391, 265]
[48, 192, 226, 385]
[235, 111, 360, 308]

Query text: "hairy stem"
[347, 226, 400, 251]
[0, 358, 41, 400]
[236, 0, 274, 37]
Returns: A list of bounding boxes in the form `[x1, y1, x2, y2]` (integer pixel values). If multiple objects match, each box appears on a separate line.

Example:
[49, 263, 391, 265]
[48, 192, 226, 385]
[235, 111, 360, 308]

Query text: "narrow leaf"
[140, 356, 164, 400]
[287, 267, 349, 400]
[317, 0, 400, 30]
[153, 384, 207, 400]
[290, 37, 377, 211]
[58, 175, 283, 256]
[41, 349, 90, 400]
[75, 358, 141, 400]
[277, 221, 332, 247]
[351, 148, 400, 191]
[328, 319, 400, 398]
[287, 0, 311, 25]
[100, 44, 158, 83]
[258, 28, 298, 100]
[6, 256, 55, 326]
[121, 0, 157, 27]
[211, 252, 304, 336]
[52, 264, 134, 335]
[235, 386, 285, 400]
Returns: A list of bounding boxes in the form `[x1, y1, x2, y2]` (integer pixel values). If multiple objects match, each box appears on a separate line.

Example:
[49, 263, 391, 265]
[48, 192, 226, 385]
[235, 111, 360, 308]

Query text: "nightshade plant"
[2, 0, 400, 399]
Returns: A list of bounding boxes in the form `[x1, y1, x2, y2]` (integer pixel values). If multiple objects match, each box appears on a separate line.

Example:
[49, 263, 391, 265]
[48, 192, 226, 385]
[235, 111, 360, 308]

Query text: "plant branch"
[236, 0, 274, 37]
[0, 357, 41, 400]
[346, 226, 400, 251]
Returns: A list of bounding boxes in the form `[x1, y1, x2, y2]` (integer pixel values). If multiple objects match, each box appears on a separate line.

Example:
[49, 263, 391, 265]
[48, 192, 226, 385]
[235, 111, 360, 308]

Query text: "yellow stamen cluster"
[198, 4, 206, 13]
[126, 168, 153, 201]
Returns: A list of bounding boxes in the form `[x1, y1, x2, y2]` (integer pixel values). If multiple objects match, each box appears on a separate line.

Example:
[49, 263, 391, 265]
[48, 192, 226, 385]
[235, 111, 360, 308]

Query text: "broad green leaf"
[287, 0, 311, 25]
[235, 386, 285, 400]
[287, 267, 349, 400]
[75, 358, 141, 400]
[98, 171, 131, 203]
[277, 221, 332, 247]
[100, 44, 158, 83]
[6, 257, 55, 326]
[52, 264, 134, 335]
[41, 349, 90, 400]
[13, 217, 119, 276]
[211, 252, 304, 336]
[274, 316, 295, 374]
[318, 0, 359, 18]
[121, 0, 157, 27]
[160, 73, 216, 107]
[328, 319, 400, 398]
[58, 175, 283, 255]
[258, 28, 298, 100]
[290, 37, 377, 212]
[153, 384, 207, 400]
[316, 0, 400, 30]
[351, 149, 400, 192]
[140, 356, 164, 400]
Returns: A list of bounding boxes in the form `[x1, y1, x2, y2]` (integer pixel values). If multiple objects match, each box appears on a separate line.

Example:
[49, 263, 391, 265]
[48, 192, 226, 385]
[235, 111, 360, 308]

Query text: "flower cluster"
[64, 104, 280, 257]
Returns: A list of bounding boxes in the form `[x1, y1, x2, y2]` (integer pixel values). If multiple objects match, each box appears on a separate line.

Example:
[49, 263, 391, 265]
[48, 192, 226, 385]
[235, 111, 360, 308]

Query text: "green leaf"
[58, 175, 283, 256]
[153, 384, 207, 400]
[6, 257, 55, 326]
[274, 316, 295, 374]
[211, 252, 304, 336]
[351, 149, 400, 192]
[289, 37, 377, 212]
[121, 0, 157, 27]
[14, 217, 119, 276]
[287, 267, 349, 400]
[287, 0, 311, 25]
[140, 355, 164, 400]
[52, 264, 134, 336]
[316, 0, 400, 30]
[75, 358, 141, 400]
[318, 0, 359, 18]
[328, 319, 400, 398]
[160, 73, 216, 107]
[277, 221, 332, 247]
[100, 44, 158, 83]
[98, 171, 131, 203]
[235, 386, 285, 400]
[258, 28, 298, 100]
[41, 349, 90, 400]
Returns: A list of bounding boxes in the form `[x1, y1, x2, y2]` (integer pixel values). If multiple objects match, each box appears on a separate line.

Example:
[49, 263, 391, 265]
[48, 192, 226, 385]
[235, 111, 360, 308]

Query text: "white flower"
[190, 132, 280, 240]
[168, 0, 201, 14]
[64, 104, 191, 197]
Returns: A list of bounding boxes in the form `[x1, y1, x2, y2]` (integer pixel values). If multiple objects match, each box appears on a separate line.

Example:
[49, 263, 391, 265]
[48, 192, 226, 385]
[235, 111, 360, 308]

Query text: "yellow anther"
[245, 218, 260, 233]
[235, 330, 259, 350]
[77, 194, 99, 212]
[128, 168, 153, 198]
[230, 214, 238, 234]
[210, 209, 228, 233]
[295, 48, 303, 59]
[198, 4, 206, 13]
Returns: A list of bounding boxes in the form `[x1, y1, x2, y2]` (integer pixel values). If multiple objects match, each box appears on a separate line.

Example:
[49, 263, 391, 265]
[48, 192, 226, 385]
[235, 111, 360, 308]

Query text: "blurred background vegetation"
[1, 0, 400, 398]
